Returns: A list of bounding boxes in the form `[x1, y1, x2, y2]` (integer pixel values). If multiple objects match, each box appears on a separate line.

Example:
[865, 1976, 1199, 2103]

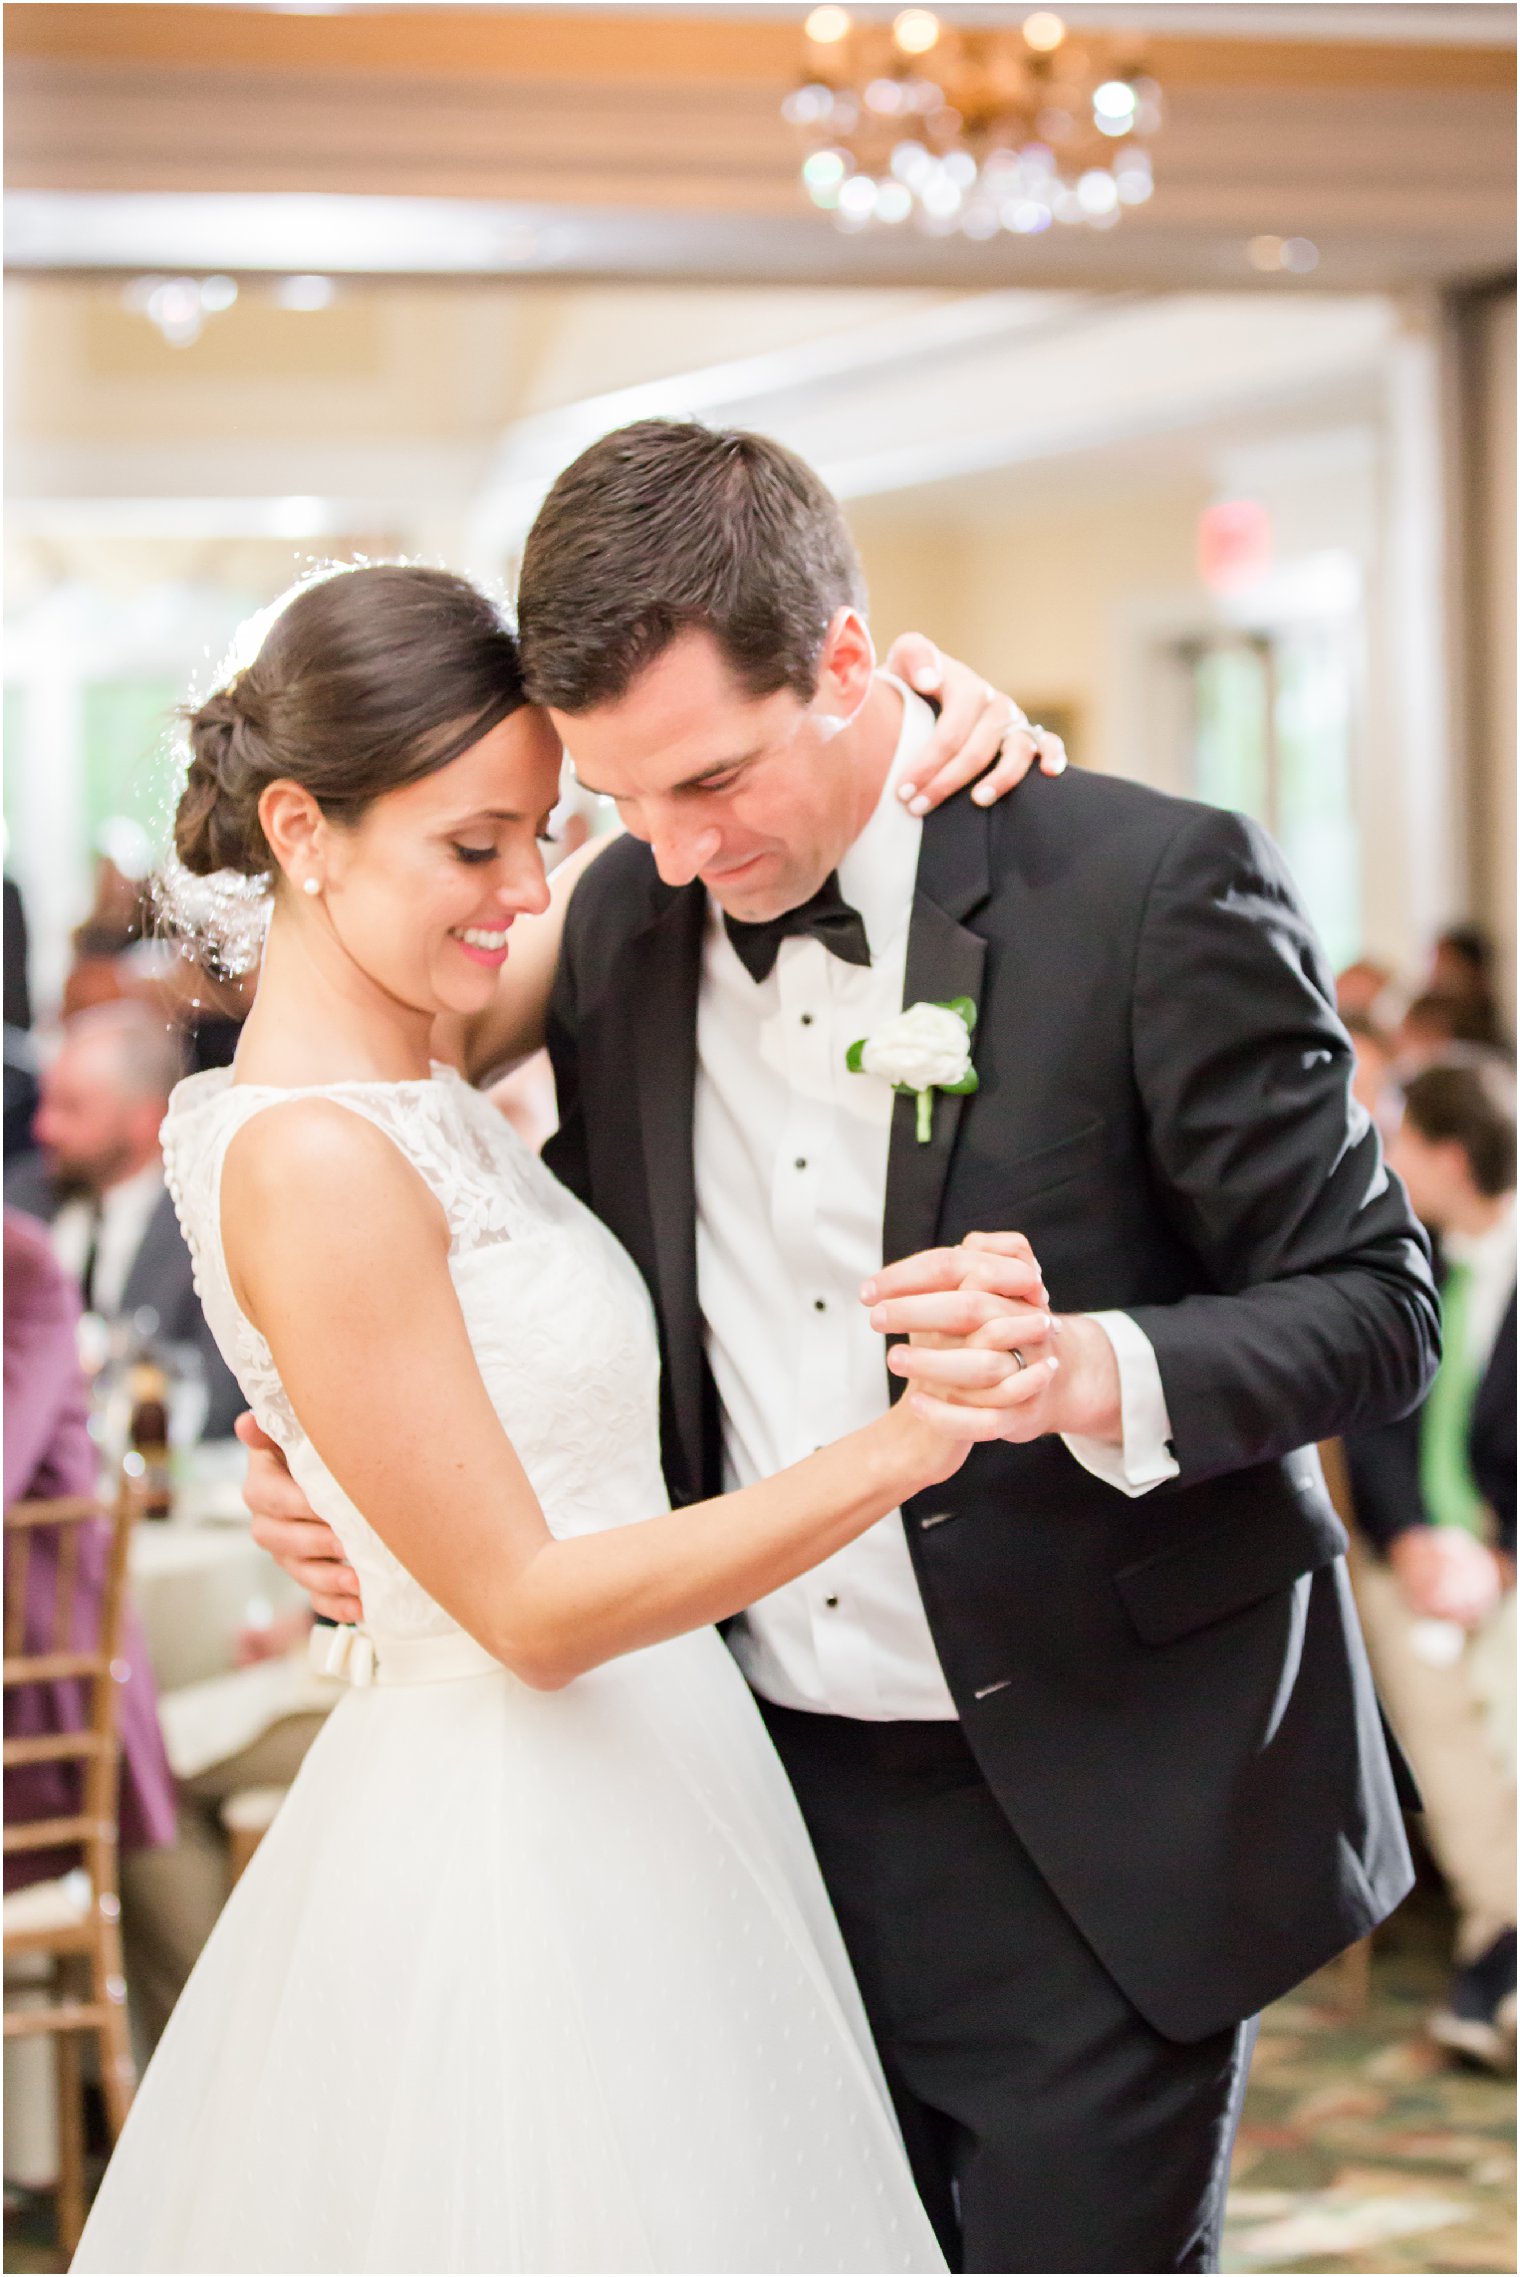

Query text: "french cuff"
[1061, 1310, 1180, 1498]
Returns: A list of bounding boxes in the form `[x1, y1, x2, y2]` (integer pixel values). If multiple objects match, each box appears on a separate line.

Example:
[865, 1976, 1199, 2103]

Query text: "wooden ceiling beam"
[4, 4, 1513, 94]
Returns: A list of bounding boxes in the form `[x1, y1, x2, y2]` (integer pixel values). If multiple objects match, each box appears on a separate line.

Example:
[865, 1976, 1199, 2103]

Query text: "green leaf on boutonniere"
[845, 996, 981, 1144]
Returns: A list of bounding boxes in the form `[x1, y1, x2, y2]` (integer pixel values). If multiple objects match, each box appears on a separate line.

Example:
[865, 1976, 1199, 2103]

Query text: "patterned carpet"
[1223, 1892, 1516, 2276]
[6, 1892, 1513, 2275]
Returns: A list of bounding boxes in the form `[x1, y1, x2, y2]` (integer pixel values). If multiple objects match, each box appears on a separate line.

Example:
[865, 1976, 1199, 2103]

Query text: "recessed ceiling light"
[275, 273, 336, 311]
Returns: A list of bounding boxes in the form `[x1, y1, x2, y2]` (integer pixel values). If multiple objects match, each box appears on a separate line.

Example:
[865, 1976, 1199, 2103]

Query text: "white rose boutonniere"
[847, 997, 979, 1143]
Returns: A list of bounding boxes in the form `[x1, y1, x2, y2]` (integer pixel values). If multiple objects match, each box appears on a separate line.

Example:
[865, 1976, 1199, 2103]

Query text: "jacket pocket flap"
[1113, 1486, 1348, 1648]
[1001, 1116, 1108, 1205]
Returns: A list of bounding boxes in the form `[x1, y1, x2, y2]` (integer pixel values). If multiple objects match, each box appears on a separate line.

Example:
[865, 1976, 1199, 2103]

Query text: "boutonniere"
[847, 998, 979, 1144]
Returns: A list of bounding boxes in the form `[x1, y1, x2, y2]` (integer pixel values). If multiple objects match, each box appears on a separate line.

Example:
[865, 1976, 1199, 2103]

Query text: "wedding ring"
[1011, 1348, 1028, 1372]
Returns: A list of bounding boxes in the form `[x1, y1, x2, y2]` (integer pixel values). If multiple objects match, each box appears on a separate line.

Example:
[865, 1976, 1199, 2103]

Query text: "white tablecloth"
[129, 1522, 300, 1694]
[129, 1511, 335, 1780]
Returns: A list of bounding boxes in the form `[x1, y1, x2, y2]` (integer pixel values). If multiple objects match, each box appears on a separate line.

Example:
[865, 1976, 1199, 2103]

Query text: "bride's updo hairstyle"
[175, 563, 527, 882]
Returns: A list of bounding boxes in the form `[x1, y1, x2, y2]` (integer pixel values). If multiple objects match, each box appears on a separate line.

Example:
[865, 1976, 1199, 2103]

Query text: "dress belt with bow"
[309, 1624, 504, 1689]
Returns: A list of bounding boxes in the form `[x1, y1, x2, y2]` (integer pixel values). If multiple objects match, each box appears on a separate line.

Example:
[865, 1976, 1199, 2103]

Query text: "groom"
[253, 423, 1437, 2273]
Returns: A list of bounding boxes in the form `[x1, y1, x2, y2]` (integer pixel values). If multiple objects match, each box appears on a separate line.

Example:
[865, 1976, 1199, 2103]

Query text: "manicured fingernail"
[860, 1278, 878, 1301]
[898, 781, 918, 803]
[870, 1305, 887, 1328]
[973, 783, 996, 805]
[908, 796, 930, 817]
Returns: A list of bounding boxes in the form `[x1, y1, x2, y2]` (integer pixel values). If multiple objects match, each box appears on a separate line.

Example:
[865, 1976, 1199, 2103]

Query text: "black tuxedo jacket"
[545, 765, 1439, 2042]
[1346, 1263, 1516, 1562]
[3, 1156, 245, 1440]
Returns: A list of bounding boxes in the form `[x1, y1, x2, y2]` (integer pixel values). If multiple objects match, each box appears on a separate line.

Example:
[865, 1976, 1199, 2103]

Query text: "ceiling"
[4, 3, 1514, 293]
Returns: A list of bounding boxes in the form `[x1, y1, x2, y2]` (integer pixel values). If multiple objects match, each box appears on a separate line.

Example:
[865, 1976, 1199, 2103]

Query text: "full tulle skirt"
[74, 1628, 944, 2274]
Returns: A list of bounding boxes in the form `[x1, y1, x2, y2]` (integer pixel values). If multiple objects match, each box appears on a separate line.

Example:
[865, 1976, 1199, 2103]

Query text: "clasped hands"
[239, 1227, 1118, 1627]
[862, 1231, 1123, 1448]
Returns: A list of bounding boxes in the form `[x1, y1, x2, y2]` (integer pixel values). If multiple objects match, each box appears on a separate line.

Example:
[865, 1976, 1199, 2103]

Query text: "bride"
[75, 565, 1053, 2275]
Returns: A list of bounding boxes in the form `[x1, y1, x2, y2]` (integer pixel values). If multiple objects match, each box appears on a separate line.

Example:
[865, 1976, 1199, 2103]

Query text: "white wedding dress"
[75, 1064, 944, 2276]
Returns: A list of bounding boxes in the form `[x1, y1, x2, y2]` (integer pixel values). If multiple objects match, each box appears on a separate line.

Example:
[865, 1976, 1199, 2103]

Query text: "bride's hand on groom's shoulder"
[881, 635, 1067, 817]
[862, 1233, 1118, 1447]
[234, 1411, 366, 1626]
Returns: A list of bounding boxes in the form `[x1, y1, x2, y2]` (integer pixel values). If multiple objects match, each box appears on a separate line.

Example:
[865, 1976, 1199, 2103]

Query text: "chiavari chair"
[4, 1472, 142, 2254]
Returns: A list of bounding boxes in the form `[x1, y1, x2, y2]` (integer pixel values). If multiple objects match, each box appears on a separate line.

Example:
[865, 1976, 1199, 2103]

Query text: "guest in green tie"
[1347, 1049, 1516, 2071]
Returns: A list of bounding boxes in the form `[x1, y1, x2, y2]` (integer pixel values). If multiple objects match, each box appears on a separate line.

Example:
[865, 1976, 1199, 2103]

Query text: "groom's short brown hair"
[516, 420, 867, 712]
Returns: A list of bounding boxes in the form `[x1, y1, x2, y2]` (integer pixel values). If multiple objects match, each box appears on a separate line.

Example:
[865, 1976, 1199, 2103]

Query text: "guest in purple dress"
[3, 1207, 175, 1890]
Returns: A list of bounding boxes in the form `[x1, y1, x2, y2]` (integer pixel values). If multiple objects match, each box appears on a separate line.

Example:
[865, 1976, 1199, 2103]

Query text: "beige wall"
[851, 476, 1214, 779]
[1468, 288, 1517, 1026]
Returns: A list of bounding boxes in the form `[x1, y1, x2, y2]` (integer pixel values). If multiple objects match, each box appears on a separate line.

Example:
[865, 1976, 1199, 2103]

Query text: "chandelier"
[783, 8, 1161, 239]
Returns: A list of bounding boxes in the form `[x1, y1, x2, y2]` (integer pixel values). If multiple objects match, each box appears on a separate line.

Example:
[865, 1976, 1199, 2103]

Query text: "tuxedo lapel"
[629, 883, 709, 1496]
[882, 796, 992, 1270]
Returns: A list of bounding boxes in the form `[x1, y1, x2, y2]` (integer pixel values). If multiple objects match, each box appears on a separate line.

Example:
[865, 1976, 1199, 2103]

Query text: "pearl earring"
[302, 877, 321, 897]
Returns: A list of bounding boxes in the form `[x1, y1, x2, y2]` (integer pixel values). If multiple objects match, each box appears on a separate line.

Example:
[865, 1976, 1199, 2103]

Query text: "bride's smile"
[451, 923, 515, 967]
[262, 705, 565, 1032]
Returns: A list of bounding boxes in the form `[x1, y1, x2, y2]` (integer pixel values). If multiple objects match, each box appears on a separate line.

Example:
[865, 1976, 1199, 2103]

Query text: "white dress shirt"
[695, 682, 1176, 1721]
[50, 1160, 165, 1319]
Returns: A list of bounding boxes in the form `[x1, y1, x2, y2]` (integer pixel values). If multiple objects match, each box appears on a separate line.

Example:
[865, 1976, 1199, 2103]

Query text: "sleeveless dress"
[74, 1064, 944, 2276]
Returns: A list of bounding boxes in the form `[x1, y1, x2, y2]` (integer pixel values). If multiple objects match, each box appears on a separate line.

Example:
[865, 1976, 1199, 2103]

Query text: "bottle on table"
[126, 1311, 173, 1519]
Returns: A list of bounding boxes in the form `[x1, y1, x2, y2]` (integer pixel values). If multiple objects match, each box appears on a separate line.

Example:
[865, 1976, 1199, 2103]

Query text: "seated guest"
[1429, 925, 1500, 1018]
[1337, 956, 1394, 1021]
[4, 1003, 242, 1439]
[3, 1208, 175, 1892]
[1345, 1053, 1516, 2069]
[1395, 989, 1504, 1073]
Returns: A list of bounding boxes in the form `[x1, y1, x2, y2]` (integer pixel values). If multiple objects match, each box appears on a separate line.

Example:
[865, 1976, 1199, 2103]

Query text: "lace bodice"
[162, 1064, 671, 1644]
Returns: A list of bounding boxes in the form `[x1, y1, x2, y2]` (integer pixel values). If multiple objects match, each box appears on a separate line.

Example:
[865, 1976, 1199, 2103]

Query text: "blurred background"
[2, 5, 1515, 2272]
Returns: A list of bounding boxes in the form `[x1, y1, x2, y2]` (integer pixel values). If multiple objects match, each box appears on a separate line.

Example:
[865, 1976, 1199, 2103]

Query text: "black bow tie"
[723, 873, 872, 984]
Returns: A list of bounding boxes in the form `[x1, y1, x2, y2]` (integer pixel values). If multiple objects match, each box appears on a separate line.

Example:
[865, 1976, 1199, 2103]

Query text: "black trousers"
[760, 1702, 1257, 2276]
